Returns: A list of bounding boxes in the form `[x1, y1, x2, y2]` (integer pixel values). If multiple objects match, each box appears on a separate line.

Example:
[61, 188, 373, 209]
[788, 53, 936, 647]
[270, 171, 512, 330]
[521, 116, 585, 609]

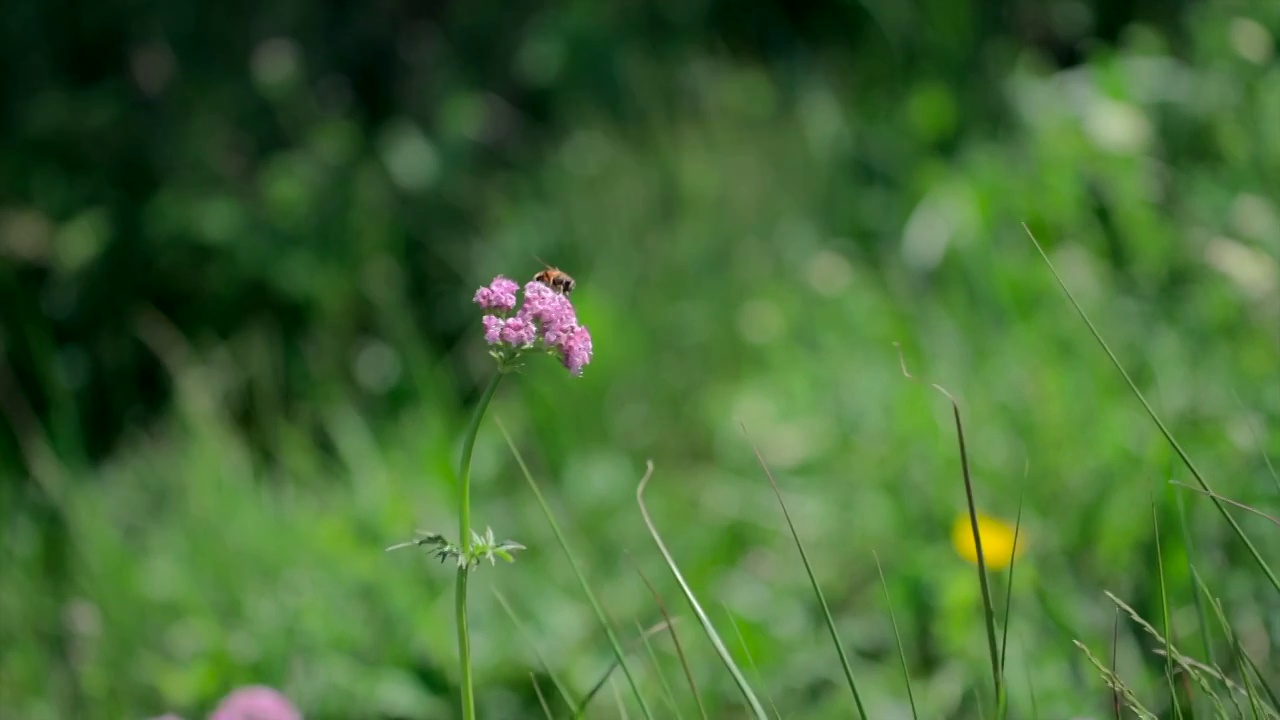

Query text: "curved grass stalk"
[496, 419, 656, 720]
[636, 461, 769, 719]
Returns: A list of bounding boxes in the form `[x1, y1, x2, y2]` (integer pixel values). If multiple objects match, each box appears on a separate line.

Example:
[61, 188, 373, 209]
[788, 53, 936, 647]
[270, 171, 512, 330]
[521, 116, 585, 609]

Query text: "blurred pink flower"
[209, 685, 300, 720]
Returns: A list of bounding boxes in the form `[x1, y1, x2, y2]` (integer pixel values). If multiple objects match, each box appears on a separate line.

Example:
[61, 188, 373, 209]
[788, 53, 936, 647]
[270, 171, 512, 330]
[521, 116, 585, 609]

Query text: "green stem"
[456, 371, 504, 720]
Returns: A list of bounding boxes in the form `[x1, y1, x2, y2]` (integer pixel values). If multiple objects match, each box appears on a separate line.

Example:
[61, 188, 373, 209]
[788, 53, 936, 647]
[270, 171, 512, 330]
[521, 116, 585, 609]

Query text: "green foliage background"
[1, 0, 1278, 718]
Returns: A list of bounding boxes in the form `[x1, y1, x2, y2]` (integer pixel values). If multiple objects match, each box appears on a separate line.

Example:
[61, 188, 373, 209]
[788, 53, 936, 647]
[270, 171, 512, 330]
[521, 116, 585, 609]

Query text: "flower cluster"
[474, 275, 593, 375]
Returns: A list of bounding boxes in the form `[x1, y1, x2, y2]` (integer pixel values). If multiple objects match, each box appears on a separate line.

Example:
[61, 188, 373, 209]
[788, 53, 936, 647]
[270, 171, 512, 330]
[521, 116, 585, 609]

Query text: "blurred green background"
[2, 0, 1278, 718]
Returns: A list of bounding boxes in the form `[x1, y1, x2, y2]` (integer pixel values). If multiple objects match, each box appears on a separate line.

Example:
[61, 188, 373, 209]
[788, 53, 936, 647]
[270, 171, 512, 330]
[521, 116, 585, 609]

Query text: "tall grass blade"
[634, 562, 709, 720]
[574, 620, 674, 718]
[998, 494, 1024, 717]
[1152, 501, 1185, 720]
[874, 551, 919, 720]
[1111, 609, 1122, 720]
[947, 405, 1004, 703]
[1240, 652, 1280, 718]
[531, 674, 556, 720]
[636, 460, 770, 719]
[611, 676, 631, 720]
[747, 433, 868, 719]
[1240, 652, 1280, 715]
[895, 344, 1003, 704]
[1024, 223, 1280, 595]
[1174, 489, 1217, 702]
[722, 604, 779, 719]
[636, 618, 684, 719]
[1193, 568, 1280, 714]
[497, 418, 656, 720]
[492, 587, 581, 715]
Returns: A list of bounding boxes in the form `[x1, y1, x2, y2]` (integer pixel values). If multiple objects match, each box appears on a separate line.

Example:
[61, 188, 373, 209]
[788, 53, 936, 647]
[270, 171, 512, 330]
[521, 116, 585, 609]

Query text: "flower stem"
[455, 371, 504, 720]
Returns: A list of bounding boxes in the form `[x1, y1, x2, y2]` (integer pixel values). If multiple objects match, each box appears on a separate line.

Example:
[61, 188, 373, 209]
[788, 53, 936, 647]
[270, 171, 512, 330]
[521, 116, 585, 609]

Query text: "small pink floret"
[209, 685, 300, 720]
[473, 275, 519, 312]
[499, 316, 537, 346]
[560, 325, 593, 376]
[482, 314, 505, 344]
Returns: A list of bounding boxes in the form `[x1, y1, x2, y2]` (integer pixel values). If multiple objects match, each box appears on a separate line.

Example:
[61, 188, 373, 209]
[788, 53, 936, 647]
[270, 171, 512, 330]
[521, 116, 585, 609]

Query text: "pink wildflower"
[560, 325, 594, 376]
[498, 316, 537, 346]
[482, 315, 504, 345]
[519, 281, 578, 336]
[473, 274, 593, 376]
[209, 685, 300, 720]
[473, 275, 520, 312]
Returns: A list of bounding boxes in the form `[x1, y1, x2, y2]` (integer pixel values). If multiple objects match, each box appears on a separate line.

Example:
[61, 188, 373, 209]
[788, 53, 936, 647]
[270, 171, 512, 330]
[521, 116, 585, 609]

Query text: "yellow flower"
[951, 512, 1022, 570]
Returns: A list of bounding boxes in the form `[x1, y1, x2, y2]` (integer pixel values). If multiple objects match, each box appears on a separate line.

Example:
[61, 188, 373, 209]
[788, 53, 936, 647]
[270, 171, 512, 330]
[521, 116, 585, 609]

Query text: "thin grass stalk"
[1241, 651, 1280, 714]
[1174, 492, 1217, 683]
[455, 371, 504, 720]
[496, 419, 656, 720]
[492, 587, 581, 715]
[611, 676, 631, 720]
[1111, 610, 1122, 720]
[875, 552, 920, 720]
[951, 401, 1004, 704]
[1152, 502, 1185, 720]
[722, 605, 779, 719]
[635, 618, 684, 720]
[574, 621, 673, 718]
[1170, 482, 1280, 527]
[748, 434, 868, 719]
[636, 460, 769, 719]
[1024, 223, 1280, 595]
[634, 562, 709, 720]
[576, 620, 675, 712]
[1194, 569, 1280, 713]
[531, 674, 555, 720]
[996, 499, 1023, 719]
[894, 344, 1002, 703]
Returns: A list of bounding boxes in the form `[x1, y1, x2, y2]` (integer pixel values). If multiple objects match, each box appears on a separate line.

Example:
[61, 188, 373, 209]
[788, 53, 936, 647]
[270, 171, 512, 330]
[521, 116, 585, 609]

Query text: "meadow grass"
[2, 19, 1279, 717]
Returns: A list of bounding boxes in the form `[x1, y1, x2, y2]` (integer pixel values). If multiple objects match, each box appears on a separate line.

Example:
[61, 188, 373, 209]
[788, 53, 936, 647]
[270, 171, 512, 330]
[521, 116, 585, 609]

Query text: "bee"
[532, 257, 576, 295]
